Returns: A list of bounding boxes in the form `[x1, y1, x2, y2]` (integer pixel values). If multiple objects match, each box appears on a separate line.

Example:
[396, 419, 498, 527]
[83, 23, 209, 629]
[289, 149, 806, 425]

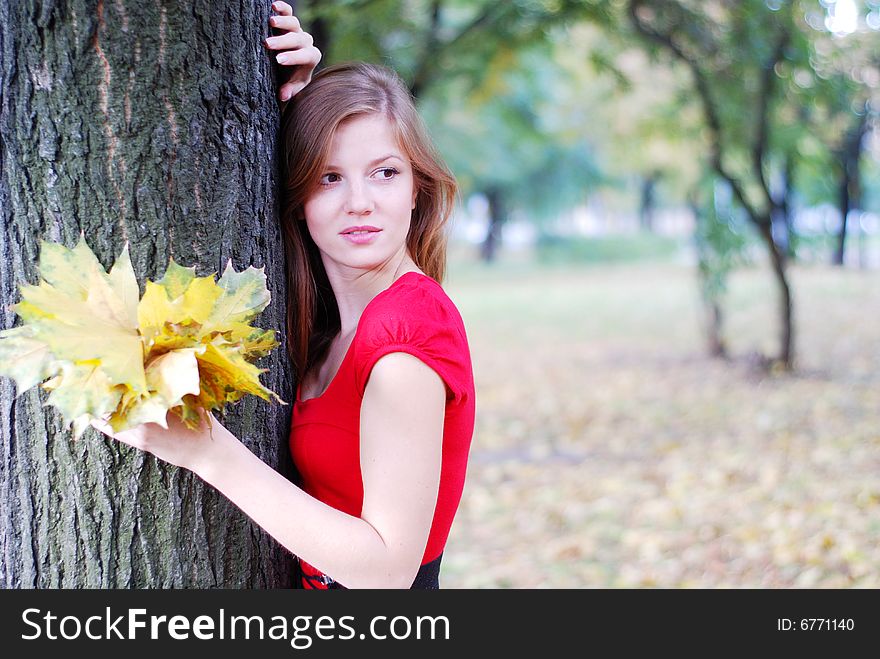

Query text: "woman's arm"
[92, 351, 445, 589]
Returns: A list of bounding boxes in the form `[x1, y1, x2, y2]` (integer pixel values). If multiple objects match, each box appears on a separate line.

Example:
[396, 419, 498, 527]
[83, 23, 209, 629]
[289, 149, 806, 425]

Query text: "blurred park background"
[296, 0, 880, 587]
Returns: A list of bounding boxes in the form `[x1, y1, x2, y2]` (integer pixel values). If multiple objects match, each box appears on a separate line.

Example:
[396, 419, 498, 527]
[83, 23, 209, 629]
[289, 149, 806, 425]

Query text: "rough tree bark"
[0, 1, 296, 587]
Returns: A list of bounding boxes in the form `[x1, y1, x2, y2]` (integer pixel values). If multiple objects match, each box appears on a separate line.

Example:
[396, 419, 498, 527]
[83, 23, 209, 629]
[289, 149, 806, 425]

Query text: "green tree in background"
[623, 0, 879, 368]
[785, 3, 879, 266]
[298, 0, 610, 96]
[626, 0, 805, 369]
[422, 44, 604, 261]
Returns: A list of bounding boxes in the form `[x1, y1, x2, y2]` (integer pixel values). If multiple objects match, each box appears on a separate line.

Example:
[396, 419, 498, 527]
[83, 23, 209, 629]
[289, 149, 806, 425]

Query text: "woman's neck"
[323, 253, 421, 335]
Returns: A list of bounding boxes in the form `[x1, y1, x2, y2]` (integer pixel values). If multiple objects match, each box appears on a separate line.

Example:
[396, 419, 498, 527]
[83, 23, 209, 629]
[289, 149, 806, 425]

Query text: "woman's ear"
[411, 189, 417, 210]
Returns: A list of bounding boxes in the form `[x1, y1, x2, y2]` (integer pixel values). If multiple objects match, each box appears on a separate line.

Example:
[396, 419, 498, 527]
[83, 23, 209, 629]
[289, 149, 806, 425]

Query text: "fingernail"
[276, 53, 288, 64]
[282, 91, 291, 101]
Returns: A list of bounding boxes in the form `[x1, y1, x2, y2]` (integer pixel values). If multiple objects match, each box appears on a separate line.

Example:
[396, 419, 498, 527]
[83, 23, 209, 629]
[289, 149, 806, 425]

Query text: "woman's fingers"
[279, 80, 307, 101]
[263, 30, 312, 52]
[89, 418, 141, 450]
[265, 5, 321, 102]
[275, 44, 320, 66]
[269, 14, 301, 32]
[272, 1, 293, 17]
[278, 47, 321, 100]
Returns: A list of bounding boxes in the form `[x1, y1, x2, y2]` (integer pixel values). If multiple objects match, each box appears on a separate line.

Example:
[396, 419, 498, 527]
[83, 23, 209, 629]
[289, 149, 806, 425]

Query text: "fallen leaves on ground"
[441, 261, 880, 588]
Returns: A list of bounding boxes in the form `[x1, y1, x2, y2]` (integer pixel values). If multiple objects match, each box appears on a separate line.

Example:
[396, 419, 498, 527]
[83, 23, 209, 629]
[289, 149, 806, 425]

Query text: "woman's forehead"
[327, 114, 408, 162]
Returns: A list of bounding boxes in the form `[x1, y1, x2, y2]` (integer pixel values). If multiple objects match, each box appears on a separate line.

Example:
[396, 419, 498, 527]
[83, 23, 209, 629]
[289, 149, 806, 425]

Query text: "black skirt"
[294, 552, 442, 589]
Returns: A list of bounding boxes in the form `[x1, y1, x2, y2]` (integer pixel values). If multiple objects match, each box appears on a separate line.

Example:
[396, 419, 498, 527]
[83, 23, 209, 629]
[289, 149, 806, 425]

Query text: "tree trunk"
[409, 0, 442, 99]
[833, 112, 866, 266]
[756, 220, 794, 369]
[0, 1, 296, 587]
[299, 0, 331, 63]
[639, 171, 659, 232]
[687, 192, 726, 359]
[768, 203, 791, 262]
[480, 187, 506, 263]
[773, 154, 796, 260]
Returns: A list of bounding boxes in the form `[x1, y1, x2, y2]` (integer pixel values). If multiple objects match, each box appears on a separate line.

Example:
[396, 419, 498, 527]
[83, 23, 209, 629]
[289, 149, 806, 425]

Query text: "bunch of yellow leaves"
[0, 235, 285, 439]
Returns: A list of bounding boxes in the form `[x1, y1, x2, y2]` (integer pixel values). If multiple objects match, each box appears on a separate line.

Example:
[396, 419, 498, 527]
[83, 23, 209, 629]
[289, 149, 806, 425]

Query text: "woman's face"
[303, 113, 417, 277]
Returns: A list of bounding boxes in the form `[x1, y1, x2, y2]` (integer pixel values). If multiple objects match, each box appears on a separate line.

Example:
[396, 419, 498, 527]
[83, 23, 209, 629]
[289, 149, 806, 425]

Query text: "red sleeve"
[352, 284, 469, 405]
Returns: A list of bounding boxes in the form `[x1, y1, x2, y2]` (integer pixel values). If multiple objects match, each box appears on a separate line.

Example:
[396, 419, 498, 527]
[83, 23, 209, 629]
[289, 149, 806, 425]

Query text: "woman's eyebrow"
[324, 154, 404, 170]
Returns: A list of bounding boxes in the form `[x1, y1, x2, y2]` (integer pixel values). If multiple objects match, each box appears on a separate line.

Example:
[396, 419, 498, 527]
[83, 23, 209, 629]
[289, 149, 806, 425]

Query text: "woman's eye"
[376, 167, 399, 180]
[320, 173, 341, 186]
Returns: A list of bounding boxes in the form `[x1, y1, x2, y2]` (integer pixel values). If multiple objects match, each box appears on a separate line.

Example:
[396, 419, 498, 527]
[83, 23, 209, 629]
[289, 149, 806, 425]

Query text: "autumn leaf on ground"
[0, 234, 284, 439]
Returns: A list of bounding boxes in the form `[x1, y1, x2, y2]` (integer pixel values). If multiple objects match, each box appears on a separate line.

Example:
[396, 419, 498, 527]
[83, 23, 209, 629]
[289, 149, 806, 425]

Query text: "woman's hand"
[264, 1, 322, 102]
[89, 408, 232, 475]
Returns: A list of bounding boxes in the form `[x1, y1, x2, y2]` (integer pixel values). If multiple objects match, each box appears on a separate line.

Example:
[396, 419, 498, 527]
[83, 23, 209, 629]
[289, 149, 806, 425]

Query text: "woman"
[91, 2, 475, 590]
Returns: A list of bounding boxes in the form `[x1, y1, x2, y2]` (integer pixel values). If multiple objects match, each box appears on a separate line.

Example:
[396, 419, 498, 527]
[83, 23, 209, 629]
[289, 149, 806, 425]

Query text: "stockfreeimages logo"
[21, 607, 450, 649]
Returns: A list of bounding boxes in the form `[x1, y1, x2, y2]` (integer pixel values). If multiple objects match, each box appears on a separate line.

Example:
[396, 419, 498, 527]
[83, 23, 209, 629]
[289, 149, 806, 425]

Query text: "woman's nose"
[343, 181, 374, 215]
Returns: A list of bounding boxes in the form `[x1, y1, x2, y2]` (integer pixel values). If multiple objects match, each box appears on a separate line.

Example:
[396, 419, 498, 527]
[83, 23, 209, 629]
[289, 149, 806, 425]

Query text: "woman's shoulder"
[362, 271, 465, 339]
[352, 271, 473, 401]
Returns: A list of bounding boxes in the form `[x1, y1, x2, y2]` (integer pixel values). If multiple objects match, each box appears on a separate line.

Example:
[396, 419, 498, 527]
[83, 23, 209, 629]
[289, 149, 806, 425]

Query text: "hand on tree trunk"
[264, 1, 322, 102]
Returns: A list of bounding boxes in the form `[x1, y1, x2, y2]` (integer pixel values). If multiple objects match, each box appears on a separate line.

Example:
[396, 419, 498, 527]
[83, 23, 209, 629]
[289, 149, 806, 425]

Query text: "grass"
[438, 249, 880, 588]
[534, 232, 686, 265]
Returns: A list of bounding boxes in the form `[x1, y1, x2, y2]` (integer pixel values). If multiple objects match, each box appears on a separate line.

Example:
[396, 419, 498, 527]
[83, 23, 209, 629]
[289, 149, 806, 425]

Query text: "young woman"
[91, 2, 475, 590]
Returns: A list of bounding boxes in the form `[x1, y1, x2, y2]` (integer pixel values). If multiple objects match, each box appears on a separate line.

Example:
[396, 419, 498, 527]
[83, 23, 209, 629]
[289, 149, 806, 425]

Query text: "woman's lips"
[340, 228, 382, 244]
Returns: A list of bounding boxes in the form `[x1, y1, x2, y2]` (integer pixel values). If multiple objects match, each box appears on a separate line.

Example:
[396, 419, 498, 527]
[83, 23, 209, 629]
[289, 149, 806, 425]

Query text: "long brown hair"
[279, 62, 457, 384]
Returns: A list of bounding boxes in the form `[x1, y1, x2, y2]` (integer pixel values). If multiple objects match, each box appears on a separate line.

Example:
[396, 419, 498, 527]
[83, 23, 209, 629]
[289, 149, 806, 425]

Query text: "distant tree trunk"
[0, 1, 296, 587]
[772, 154, 796, 260]
[704, 299, 725, 358]
[481, 187, 507, 263]
[688, 191, 726, 359]
[409, 0, 442, 99]
[299, 0, 332, 61]
[756, 219, 793, 369]
[309, 16, 331, 58]
[833, 112, 867, 266]
[639, 171, 660, 232]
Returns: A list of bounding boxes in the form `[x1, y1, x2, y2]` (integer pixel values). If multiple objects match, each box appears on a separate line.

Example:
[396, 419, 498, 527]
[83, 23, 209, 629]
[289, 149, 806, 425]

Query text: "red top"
[289, 271, 476, 588]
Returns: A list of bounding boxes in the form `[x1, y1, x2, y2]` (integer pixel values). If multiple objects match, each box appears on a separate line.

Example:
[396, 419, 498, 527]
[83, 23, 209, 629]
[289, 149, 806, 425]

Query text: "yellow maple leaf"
[0, 325, 59, 392]
[137, 260, 222, 348]
[144, 347, 204, 409]
[202, 260, 271, 329]
[17, 265, 147, 393]
[42, 360, 125, 435]
[0, 235, 285, 438]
